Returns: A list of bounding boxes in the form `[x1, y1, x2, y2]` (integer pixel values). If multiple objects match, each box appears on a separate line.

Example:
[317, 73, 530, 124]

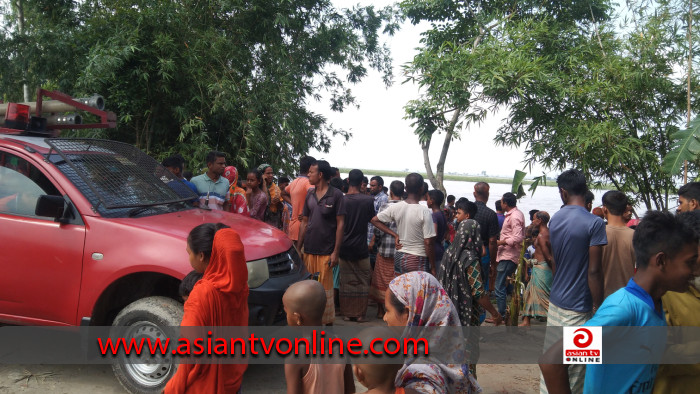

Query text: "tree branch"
[435, 108, 462, 195]
[590, 4, 607, 57]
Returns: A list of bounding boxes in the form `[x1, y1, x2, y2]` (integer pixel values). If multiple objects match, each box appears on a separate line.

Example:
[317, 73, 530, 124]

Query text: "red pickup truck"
[0, 135, 307, 393]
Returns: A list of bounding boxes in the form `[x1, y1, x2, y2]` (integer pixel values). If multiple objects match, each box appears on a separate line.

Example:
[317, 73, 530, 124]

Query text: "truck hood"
[109, 208, 292, 261]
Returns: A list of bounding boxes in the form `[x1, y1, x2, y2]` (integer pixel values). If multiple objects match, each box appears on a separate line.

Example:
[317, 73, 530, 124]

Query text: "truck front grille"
[266, 248, 300, 277]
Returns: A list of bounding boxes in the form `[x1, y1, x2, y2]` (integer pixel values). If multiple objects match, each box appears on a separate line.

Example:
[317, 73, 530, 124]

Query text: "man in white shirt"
[371, 173, 436, 275]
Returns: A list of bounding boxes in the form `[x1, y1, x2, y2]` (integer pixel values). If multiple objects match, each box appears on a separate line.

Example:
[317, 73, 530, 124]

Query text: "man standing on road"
[284, 156, 315, 242]
[472, 182, 500, 293]
[190, 151, 229, 211]
[601, 190, 636, 298]
[338, 169, 375, 322]
[368, 176, 388, 268]
[540, 169, 606, 394]
[369, 180, 403, 318]
[492, 192, 524, 321]
[297, 160, 345, 325]
[371, 173, 436, 275]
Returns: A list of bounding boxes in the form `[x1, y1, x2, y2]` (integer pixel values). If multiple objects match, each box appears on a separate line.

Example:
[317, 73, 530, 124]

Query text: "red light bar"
[4, 103, 30, 129]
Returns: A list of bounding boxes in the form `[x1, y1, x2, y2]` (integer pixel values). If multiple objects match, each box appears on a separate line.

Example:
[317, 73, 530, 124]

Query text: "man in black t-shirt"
[338, 169, 375, 322]
[472, 182, 500, 293]
[297, 160, 346, 325]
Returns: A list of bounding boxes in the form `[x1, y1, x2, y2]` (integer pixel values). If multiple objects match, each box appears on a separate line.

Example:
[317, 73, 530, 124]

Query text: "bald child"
[352, 327, 419, 394]
[283, 280, 354, 394]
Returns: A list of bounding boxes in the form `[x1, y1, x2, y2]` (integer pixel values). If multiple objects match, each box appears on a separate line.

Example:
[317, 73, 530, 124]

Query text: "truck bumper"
[248, 267, 310, 325]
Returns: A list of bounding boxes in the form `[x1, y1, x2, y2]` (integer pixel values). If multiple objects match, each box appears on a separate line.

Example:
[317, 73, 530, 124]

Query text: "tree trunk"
[422, 109, 461, 203]
[15, 0, 30, 102]
[422, 135, 436, 186]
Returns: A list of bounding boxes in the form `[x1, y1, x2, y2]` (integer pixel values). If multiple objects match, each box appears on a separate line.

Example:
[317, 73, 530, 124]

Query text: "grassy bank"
[337, 168, 537, 186]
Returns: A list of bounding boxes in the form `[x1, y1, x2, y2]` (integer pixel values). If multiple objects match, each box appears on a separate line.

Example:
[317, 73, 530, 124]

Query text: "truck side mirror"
[35, 195, 66, 222]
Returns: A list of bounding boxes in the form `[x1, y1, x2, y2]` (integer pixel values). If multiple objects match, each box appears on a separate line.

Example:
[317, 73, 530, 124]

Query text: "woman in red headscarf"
[223, 166, 249, 216]
[164, 223, 249, 393]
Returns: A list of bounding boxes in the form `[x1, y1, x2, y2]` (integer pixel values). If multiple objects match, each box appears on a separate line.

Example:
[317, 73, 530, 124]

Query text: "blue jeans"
[495, 260, 517, 316]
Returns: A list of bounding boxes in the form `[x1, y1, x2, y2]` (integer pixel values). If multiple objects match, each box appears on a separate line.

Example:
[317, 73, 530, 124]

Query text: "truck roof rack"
[0, 89, 116, 137]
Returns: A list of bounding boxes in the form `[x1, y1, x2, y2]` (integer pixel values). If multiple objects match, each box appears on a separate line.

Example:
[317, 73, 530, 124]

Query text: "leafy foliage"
[0, 0, 399, 175]
[511, 169, 546, 199]
[663, 116, 700, 175]
[403, 0, 699, 210]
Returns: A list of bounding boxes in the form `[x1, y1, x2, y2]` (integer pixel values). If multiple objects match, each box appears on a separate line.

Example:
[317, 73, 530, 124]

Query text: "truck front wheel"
[111, 296, 183, 394]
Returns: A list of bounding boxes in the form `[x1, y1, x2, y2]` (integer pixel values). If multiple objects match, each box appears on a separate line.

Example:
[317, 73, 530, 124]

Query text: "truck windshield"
[46, 138, 197, 218]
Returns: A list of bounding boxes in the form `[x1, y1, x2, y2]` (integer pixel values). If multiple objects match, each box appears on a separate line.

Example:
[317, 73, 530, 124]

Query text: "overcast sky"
[308, 1, 548, 178]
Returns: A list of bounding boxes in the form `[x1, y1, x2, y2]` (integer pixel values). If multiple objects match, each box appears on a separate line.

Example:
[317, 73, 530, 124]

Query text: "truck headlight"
[246, 258, 269, 288]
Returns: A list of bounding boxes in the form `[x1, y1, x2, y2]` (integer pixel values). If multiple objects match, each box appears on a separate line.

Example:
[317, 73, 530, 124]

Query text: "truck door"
[0, 149, 86, 325]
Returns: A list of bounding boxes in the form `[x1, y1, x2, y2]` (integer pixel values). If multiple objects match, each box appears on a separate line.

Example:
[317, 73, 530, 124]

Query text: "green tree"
[402, 0, 698, 210]
[73, 0, 398, 174]
[400, 0, 609, 197]
[0, 0, 399, 174]
[0, 0, 81, 102]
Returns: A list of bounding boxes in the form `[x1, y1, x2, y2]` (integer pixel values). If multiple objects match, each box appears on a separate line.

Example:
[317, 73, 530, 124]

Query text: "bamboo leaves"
[662, 116, 700, 175]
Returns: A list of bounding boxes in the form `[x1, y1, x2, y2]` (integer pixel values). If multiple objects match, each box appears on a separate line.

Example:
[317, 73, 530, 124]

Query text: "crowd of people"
[162, 151, 700, 394]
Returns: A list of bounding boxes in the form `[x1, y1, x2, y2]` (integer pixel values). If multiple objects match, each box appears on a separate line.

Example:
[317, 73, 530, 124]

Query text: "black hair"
[329, 177, 344, 190]
[348, 169, 364, 187]
[495, 200, 502, 212]
[585, 190, 595, 206]
[456, 199, 477, 218]
[362, 176, 369, 184]
[342, 178, 350, 193]
[633, 211, 698, 269]
[371, 176, 384, 187]
[678, 210, 700, 238]
[602, 190, 629, 216]
[383, 186, 388, 194]
[535, 211, 550, 225]
[447, 195, 456, 203]
[405, 173, 424, 195]
[422, 182, 429, 196]
[205, 151, 226, 165]
[314, 160, 333, 181]
[474, 182, 490, 198]
[502, 192, 517, 208]
[187, 223, 231, 261]
[179, 270, 203, 297]
[162, 155, 184, 172]
[299, 155, 316, 174]
[556, 169, 588, 197]
[678, 182, 700, 203]
[428, 189, 444, 206]
[390, 180, 404, 198]
[247, 168, 262, 183]
[331, 167, 339, 175]
[279, 176, 290, 185]
[389, 291, 406, 314]
[529, 209, 539, 221]
[183, 171, 193, 181]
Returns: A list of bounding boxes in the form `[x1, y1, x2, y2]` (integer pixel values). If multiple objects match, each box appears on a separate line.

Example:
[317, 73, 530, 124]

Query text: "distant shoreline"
[337, 168, 537, 186]
[338, 168, 616, 190]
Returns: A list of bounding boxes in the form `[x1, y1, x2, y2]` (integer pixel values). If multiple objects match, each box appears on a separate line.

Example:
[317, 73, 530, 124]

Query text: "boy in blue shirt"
[540, 211, 699, 394]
